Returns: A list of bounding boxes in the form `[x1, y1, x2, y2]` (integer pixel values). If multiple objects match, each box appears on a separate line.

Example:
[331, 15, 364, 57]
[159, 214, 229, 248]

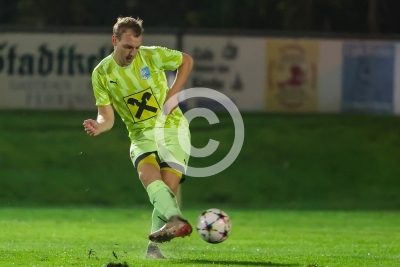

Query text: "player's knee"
[138, 163, 162, 187]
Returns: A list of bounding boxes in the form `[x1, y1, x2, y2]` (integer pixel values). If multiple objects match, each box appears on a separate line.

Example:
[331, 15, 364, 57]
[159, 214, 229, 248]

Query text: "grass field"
[0, 207, 399, 267]
[1, 110, 400, 209]
[1, 111, 400, 266]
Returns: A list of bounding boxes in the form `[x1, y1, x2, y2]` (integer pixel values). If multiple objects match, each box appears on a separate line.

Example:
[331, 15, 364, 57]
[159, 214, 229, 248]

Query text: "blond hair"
[113, 16, 144, 40]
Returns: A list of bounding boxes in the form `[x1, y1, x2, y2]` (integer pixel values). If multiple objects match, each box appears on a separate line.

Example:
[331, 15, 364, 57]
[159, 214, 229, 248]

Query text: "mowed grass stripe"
[1, 111, 400, 209]
[0, 208, 399, 266]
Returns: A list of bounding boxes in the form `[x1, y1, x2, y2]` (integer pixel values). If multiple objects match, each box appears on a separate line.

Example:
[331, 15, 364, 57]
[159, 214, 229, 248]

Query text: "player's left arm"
[164, 53, 194, 115]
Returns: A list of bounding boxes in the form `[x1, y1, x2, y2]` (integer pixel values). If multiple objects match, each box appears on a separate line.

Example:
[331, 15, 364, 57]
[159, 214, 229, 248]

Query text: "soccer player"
[82, 16, 194, 259]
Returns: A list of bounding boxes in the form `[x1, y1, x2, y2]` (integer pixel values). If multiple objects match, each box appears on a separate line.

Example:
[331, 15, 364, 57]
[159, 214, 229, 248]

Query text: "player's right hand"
[83, 119, 101, 136]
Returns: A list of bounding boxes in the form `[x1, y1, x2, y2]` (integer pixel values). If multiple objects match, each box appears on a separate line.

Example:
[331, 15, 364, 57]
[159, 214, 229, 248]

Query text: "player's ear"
[112, 35, 117, 46]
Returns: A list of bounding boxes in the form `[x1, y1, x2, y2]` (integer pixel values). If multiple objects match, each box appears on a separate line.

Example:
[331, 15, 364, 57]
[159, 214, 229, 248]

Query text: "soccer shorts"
[130, 127, 191, 182]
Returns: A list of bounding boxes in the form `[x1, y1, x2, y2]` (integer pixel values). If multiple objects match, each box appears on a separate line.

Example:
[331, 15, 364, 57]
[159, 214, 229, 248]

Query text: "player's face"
[112, 29, 142, 67]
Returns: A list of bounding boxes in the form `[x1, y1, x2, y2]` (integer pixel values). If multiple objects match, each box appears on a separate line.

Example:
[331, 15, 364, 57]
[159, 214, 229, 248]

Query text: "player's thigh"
[138, 161, 162, 188]
[130, 135, 162, 188]
[129, 135, 158, 168]
[157, 128, 191, 174]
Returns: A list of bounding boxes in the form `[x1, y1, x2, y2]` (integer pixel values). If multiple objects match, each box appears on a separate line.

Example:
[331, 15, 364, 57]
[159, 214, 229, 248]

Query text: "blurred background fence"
[1, 27, 400, 114]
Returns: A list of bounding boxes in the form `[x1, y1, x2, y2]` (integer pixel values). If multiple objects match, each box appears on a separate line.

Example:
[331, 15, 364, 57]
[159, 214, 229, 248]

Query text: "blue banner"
[342, 42, 395, 114]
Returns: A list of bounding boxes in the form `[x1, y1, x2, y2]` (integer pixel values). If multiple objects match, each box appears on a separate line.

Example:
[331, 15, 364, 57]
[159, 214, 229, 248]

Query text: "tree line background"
[1, 0, 399, 35]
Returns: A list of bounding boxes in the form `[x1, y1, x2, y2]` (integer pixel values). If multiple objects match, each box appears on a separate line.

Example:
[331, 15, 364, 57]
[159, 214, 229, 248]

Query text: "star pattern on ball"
[196, 208, 231, 244]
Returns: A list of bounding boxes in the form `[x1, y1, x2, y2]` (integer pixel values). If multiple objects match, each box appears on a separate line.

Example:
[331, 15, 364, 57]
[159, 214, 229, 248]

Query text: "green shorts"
[130, 127, 191, 177]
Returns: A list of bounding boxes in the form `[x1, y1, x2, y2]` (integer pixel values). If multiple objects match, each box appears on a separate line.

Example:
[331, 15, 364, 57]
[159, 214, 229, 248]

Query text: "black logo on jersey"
[123, 88, 161, 122]
[127, 92, 158, 119]
[109, 80, 118, 85]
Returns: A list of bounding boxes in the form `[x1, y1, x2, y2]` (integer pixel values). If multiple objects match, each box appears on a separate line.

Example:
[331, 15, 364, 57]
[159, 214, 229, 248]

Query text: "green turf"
[1, 110, 400, 209]
[0, 208, 399, 266]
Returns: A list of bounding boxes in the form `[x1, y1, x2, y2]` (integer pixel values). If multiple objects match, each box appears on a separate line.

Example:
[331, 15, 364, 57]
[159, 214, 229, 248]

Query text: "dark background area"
[1, 0, 399, 35]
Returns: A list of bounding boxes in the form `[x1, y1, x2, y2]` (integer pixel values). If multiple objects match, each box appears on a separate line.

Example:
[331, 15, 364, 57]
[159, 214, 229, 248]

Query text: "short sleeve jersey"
[92, 46, 188, 141]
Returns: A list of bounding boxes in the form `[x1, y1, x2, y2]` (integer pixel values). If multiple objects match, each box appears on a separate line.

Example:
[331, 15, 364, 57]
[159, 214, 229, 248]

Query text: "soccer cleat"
[148, 216, 193, 243]
[146, 244, 165, 259]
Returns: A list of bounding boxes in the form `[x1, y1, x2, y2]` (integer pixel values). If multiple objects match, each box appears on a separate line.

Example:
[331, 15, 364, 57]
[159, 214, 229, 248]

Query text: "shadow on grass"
[177, 259, 299, 266]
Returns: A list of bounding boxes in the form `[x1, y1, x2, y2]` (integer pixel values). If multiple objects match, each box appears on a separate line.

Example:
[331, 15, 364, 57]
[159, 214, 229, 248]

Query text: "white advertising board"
[183, 35, 266, 111]
[0, 33, 176, 110]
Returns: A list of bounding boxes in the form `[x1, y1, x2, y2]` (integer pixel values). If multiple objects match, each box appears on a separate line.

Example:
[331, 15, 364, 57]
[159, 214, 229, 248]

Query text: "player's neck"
[112, 51, 128, 67]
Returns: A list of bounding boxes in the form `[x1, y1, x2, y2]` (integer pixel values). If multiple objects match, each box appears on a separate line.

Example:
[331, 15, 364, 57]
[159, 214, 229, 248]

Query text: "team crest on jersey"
[123, 88, 160, 122]
[139, 66, 151, 80]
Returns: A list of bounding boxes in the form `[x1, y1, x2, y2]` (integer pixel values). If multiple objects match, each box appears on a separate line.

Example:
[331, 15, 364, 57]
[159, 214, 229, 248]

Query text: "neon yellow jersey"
[92, 46, 188, 141]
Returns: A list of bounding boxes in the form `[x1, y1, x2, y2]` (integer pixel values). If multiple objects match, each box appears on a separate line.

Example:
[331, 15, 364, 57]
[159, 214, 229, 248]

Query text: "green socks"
[151, 208, 167, 233]
[148, 209, 167, 247]
[146, 180, 183, 220]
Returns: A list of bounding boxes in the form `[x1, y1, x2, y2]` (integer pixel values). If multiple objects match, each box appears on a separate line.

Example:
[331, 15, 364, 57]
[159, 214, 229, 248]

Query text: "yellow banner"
[266, 39, 319, 112]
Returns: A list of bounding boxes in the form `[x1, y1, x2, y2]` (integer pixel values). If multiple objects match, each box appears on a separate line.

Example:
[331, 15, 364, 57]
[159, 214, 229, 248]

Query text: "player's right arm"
[83, 65, 114, 136]
[83, 104, 114, 136]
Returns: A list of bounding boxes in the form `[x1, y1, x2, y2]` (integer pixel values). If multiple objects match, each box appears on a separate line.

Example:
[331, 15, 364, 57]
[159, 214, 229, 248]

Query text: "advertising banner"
[183, 35, 266, 111]
[342, 41, 395, 114]
[395, 43, 400, 115]
[0, 33, 176, 110]
[266, 38, 320, 112]
[318, 40, 343, 113]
